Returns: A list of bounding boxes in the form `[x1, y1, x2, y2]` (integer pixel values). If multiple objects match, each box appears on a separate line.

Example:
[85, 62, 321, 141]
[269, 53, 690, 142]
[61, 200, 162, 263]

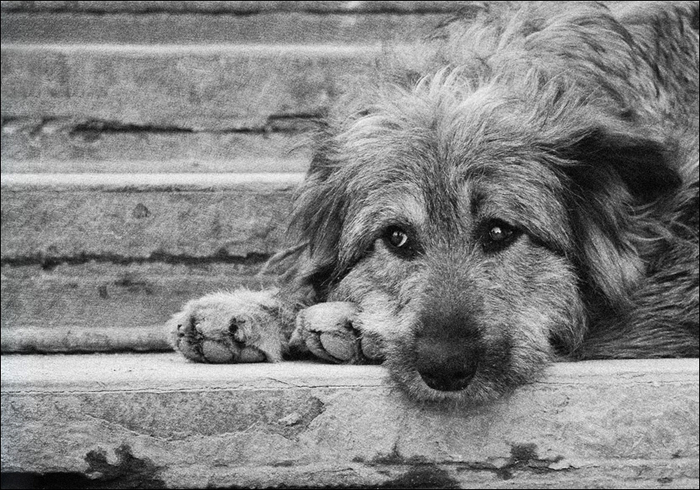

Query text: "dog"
[169, 1, 699, 404]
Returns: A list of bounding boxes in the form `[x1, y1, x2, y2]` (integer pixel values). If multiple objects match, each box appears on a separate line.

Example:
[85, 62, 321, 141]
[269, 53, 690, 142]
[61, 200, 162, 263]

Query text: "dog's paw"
[167, 289, 287, 363]
[291, 302, 384, 364]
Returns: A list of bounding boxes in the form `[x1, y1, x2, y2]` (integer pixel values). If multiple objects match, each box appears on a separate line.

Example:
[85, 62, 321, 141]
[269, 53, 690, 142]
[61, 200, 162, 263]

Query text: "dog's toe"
[292, 302, 382, 363]
[167, 290, 286, 363]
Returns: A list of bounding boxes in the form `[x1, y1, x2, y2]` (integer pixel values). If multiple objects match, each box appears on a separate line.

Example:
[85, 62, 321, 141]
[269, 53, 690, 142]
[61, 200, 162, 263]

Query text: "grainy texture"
[1, 119, 313, 174]
[0, 175, 300, 353]
[2, 3, 698, 487]
[1, 355, 698, 488]
[0, 1, 470, 13]
[1, 263, 279, 353]
[1, 174, 300, 259]
[1, 45, 378, 129]
[168, 1, 699, 404]
[0, 12, 444, 45]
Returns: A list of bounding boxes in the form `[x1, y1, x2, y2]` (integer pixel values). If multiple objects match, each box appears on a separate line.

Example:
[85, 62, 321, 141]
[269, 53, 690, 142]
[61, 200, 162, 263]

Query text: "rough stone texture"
[1, 263, 278, 353]
[3, 4, 698, 487]
[1, 174, 300, 354]
[1, 45, 379, 130]
[1, 118, 313, 173]
[1, 11, 443, 45]
[1, 354, 698, 488]
[1, 173, 301, 260]
[0, 1, 470, 13]
[1, 325, 172, 353]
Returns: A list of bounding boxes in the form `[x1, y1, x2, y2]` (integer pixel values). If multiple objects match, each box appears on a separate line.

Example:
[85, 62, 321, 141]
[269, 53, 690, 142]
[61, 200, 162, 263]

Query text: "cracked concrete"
[2, 354, 698, 488]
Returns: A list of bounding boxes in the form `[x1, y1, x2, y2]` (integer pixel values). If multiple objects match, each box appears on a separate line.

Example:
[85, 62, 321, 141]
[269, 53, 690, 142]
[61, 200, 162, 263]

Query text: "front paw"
[291, 302, 384, 364]
[167, 290, 287, 363]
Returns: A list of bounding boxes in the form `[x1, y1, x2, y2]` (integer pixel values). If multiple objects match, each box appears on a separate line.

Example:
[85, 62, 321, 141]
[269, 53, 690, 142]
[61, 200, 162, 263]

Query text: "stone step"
[1, 173, 302, 260]
[0, 1, 465, 14]
[1, 44, 380, 130]
[1, 118, 313, 174]
[1, 262, 278, 353]
[1, 11, 445, 46]
[0, 2, 456, 173]
[2, 354, 698, 488]
[1, 173, 300, 353]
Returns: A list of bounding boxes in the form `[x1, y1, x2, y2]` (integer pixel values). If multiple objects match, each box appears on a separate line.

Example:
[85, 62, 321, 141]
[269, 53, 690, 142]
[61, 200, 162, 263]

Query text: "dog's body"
[169, 1, 699, 404]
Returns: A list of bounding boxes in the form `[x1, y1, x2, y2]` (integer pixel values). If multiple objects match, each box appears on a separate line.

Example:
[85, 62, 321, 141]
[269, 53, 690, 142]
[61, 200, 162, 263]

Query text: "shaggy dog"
[169, 1, 699, 404]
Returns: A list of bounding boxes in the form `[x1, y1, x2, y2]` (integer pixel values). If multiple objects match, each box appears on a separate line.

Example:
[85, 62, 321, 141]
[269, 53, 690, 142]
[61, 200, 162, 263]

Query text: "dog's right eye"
[383, 226, 417, 257]
[388, 228, 409, 248]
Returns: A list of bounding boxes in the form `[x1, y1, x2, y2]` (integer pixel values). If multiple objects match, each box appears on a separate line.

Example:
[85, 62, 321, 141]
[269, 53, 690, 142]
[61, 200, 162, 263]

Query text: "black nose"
[415, 338, 479, 391]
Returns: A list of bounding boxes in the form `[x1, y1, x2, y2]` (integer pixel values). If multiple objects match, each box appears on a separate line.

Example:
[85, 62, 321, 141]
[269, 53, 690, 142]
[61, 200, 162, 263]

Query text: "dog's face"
[328, 155, 586, 403]
[291, 30, 682, 404]
[308, 80, 587, 403]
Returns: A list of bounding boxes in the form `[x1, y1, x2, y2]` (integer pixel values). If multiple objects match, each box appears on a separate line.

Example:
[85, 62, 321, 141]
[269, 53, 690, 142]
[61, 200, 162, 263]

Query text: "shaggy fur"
[169, 1, 699, 404]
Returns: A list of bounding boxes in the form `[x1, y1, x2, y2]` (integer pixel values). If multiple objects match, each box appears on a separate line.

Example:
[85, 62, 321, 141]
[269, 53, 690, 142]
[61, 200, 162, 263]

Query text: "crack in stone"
[1, 250, 272, 270]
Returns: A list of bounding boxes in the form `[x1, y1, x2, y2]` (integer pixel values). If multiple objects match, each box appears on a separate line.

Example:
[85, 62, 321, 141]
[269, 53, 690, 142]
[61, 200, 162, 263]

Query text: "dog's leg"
[167, 288, 297, 363]
[291, 302, 384, 364]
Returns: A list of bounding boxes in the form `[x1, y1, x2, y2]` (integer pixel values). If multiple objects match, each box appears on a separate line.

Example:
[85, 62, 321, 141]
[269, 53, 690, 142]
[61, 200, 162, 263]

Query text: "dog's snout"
[414, 302, 482, 391]
[415, 338, 480, 391]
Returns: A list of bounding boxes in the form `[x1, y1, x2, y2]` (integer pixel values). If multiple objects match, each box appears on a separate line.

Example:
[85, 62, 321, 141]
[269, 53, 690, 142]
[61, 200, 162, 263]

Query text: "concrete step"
[1, 11, 445, 46]
[0, 2, 455, 174]
[1, 44, 379, 130]
[1, 173, 299, 353]
[0, 2, 466, 14]
[1, 262, 278, 353]
[0, 3, 454, 132]
[2, 354, 698, 488]
[1, 173, 301, 259]
[1, 117, 313, 174]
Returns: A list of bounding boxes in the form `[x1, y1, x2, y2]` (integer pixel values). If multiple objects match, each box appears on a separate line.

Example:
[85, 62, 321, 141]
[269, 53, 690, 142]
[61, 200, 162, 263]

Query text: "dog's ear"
[553, 125, 682, 308]
[286, 139, 348, 300]
[561, 127, 682, 201]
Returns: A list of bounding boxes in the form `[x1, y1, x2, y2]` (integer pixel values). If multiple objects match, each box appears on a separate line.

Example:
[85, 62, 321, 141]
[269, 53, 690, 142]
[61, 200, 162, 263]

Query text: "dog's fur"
[169, 1, 699, 404]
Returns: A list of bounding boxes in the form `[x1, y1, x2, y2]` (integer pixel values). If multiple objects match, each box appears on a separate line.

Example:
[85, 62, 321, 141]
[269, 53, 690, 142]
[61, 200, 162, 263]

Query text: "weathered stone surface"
[1, 174, 301, 354]
[1, 11, 443, 45]
[1, 263, 278, 353]
[1, 118, 313, 173]
[0, 1, 468, 13]
[1, 354, 698, 488]
[1, 325, 172, 353]
[1, 173, 302, 260]
[1, 45, 379, 129]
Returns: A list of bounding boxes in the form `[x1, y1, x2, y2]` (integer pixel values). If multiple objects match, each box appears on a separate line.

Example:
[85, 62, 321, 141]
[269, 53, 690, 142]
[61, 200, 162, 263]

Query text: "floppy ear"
[285, 135, 349, 301]
[553, 125, 682, 308]
[562, 127, 682, 201]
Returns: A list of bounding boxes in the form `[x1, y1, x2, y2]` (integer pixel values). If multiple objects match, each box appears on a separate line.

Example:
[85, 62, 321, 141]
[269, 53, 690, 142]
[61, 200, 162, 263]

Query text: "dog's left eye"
[488, 224, 513, 242]
[483, 220, 520, 252]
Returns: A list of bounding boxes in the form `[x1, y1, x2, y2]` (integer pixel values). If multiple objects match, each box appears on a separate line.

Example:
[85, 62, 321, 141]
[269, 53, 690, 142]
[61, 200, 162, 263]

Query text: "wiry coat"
[171, 2, 699, 404]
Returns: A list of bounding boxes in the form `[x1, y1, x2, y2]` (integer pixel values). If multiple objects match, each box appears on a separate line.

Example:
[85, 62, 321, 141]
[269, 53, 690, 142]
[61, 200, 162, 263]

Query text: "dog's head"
[287, 5, 687, 403]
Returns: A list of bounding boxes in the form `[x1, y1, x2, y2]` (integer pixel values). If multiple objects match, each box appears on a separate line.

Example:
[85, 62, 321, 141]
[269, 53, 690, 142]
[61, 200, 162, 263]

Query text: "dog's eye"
[383, 226, 417, 257]
[488, 224, 512, 242]
[483, 220, 519, 252]
[388, 228, 409, 248]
